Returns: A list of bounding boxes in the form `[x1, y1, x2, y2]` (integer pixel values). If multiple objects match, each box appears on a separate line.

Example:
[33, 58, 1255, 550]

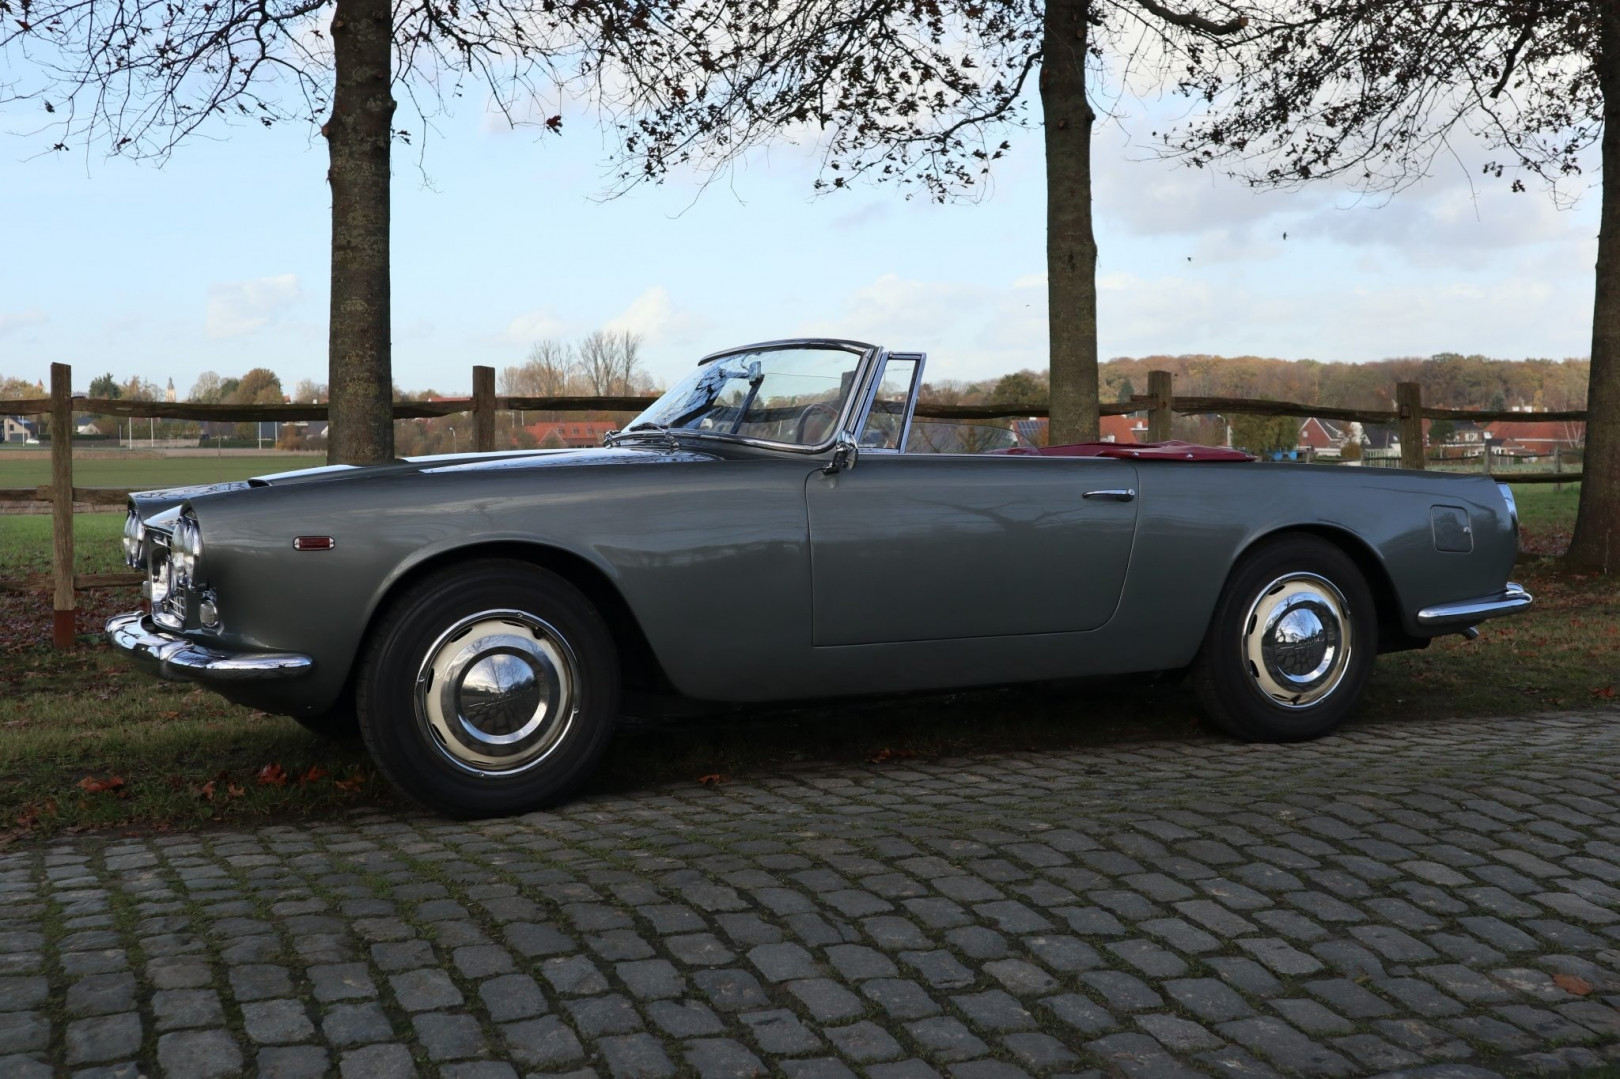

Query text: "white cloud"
[500, 308, 566, 346]
[605, 286, 711, 346]
[0, 309, 47, 337]
[806, 272, 1051, 380]
[205, 275, 302, 339]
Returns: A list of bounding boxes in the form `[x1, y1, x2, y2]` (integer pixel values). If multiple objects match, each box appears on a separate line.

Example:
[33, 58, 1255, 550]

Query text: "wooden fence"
[0, 364, 1588, 649]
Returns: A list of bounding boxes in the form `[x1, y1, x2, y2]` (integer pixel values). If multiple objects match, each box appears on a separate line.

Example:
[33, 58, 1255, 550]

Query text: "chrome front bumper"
[1415, 583, 1533, 628]
[106, 611, 313, 681]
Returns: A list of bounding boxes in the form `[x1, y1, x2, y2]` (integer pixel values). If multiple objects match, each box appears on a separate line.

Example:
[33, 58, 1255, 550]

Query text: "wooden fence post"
[472, 365, 495, 452]
[1147, 370, 1174, 443]
[50, 362, 75, 649]
[1396, 382, 1425, 470]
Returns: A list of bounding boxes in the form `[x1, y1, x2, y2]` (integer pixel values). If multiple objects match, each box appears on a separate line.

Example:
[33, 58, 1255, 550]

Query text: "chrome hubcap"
[415, 610, 578, 775]
[1242, 573, 1352, 708]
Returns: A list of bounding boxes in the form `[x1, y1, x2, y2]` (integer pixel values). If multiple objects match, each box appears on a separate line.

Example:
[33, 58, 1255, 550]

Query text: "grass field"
[0, 451, 319, 491]
[0, 483, 1611, 840]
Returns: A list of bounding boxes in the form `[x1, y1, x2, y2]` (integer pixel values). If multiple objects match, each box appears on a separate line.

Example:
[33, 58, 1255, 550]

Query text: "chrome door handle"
[1083, 489, 1136, 502]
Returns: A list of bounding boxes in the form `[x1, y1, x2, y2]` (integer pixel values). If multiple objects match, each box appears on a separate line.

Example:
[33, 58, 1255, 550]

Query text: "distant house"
[1013, 414, 1147, 447]
[1485, 418, 1584, 459]
[1298, 417, 1349, 456]
[526, 420, 620, 448]
[2, 416, 38, 443]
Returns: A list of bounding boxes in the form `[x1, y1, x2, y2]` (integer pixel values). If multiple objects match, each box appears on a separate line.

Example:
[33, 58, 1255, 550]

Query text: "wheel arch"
[361, 541, 674, 695]
[1232, 525, 1421, 654]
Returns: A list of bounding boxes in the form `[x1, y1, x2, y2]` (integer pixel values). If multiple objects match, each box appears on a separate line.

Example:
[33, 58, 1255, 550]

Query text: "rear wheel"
[356, 559, 619, 816]
[1191, 535, 1376, 743]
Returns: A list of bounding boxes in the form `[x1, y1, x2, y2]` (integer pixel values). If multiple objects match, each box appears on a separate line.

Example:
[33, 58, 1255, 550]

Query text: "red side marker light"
[293, 536, 335, 551]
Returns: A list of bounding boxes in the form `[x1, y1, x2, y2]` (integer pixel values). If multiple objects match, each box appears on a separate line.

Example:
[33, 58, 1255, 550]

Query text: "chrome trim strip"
[698, 337, 877, 363]
[1082, 489, 1137, 502]
[1415, 583, 1533, 626]
[106, 612, 313, 681]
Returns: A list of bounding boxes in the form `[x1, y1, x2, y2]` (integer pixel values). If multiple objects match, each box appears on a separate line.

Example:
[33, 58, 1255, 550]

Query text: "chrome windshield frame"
[849, 351, 927, 454]
[610, 338, 882, 456]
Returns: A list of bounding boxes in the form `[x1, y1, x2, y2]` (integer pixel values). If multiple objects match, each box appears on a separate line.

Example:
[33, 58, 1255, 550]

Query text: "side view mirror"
[822, 435, 859, 475]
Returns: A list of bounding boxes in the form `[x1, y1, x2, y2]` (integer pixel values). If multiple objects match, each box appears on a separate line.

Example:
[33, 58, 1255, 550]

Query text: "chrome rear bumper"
[106, 611, 313, 681]
[1415, 583, 1533, 628]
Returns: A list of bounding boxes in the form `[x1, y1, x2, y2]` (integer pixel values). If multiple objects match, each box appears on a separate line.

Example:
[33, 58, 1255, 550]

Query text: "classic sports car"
[109, 339, 1531, 816]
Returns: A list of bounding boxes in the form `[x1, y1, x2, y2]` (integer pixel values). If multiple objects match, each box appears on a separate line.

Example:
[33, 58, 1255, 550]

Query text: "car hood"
[128, 444, 718, 523]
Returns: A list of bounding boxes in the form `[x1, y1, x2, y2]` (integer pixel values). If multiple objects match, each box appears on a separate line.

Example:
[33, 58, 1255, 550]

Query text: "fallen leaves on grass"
[256, 763, 288, 788]
[333, 770, 367, 792]
[869, 747, 915, 763]
[697, 773, 726, 786]
[299, 765, 328, 786]
[1594, 686, 1616, 699]
[1553, 973, 1593, 996]
[78, 775, 126, 796]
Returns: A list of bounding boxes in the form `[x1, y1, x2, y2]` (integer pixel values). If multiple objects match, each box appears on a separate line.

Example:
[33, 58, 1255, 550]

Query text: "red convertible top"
[993, 439, 1257, 462]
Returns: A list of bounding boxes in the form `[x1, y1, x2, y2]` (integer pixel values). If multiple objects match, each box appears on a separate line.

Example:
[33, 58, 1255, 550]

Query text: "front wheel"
[1191, 535, 1376, 743]
[356, 560, 620, 817]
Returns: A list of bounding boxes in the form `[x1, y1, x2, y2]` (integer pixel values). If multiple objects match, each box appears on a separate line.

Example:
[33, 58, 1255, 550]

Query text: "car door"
[805, 453, 1140, 646]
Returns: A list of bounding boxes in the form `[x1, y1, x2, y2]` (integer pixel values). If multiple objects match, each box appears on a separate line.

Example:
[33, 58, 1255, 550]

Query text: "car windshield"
[619, 346, 865, 448]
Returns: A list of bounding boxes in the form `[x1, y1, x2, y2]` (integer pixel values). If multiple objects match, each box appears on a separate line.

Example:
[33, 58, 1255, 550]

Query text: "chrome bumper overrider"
[1415, 583, 1533, 627]
[105, 612, 313, 681]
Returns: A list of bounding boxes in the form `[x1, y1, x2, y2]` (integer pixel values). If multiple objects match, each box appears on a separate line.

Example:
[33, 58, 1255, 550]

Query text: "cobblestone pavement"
[5, 712, 1620, 1079]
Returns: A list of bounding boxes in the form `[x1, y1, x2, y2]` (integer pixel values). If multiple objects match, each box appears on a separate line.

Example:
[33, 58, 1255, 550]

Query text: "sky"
[0, 74, 1602, 398]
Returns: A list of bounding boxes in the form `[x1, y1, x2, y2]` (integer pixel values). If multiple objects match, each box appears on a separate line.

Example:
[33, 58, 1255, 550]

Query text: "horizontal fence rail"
[2, 364, 1588, 648]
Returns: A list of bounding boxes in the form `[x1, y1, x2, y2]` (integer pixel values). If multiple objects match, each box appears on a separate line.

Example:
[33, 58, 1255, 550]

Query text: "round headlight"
[174, 516, 203, 583]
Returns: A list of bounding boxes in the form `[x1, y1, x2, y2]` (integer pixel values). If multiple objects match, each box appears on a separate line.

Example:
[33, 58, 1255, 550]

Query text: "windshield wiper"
[606, 422, 683, 449]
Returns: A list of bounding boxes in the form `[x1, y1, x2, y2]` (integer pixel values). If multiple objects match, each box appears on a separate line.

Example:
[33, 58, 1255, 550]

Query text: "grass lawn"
[0, 485, 1612, 841]
[0, 451, 319, 491]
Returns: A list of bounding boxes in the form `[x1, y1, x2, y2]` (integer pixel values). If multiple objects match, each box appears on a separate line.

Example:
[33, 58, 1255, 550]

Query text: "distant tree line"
[917, 352, 1590, 416]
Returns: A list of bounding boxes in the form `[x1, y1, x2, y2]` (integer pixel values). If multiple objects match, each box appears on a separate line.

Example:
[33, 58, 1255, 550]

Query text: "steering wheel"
[797, 401, 840, 444]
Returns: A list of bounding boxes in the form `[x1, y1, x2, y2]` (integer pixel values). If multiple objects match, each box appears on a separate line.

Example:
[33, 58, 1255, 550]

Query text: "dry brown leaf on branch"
[1553, 973, 1593, 996]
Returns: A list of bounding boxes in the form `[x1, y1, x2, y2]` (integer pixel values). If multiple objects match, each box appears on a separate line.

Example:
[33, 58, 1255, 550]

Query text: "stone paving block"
[1134, 1013, 1222, 1052]
[0, 1010, 47, 1053]
[598, 1031, 676, 1077]
[1217, 1017, 1357, 1076]
[1164, 977, 1254, 1022]
[243, 998, 316, 1044]
[258, 1045, 329, 1079]
[950, 990, 1035, 1032]
[478, 972, 548, 1022]
[156, 1029, 244, 1079]
[740, 1008, 820, 1054]
[501, 1015, 585, 1069]
[412, 1011, 487, 1060]
[1086, 1032, 1209, 1079]
[228, 964, 292, 1001]
[778, 1059, 859, 1079]
[905, 1015, 988, 1062]
[339, 1042, 416, 1079]
[65, 1013, 142, 1065]
[321, 1001, 394, 1047]
[684, 1037, 766, 1078]
[824, 1020, 905, 1063]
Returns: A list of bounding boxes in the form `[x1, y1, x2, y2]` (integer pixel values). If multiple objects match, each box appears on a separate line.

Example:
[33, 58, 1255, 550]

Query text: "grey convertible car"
[109, 339, 1531, 816]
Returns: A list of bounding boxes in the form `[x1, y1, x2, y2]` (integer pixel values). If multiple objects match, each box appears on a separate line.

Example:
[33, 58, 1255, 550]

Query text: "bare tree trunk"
[1042, 0, 1101, 445]
[1569, 4, 1620, 571]
[325, 0, 394, 465]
